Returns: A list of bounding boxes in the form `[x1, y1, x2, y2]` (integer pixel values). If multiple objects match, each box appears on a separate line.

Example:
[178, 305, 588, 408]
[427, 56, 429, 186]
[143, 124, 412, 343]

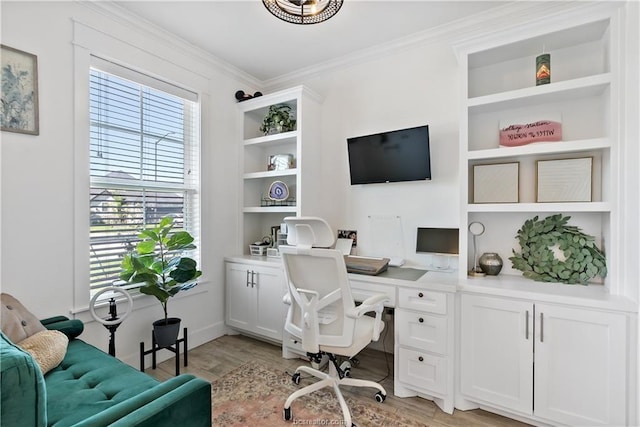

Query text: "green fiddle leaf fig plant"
[120, 216, 202, 323]
[259, 104, 296, 135]
[509, 214, 606, 285]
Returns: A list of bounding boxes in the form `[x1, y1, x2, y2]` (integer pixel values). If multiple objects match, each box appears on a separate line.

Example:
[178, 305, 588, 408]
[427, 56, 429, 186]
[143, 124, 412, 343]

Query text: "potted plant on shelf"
[120, 216, 202, 348]
[260, 104, 296, 135]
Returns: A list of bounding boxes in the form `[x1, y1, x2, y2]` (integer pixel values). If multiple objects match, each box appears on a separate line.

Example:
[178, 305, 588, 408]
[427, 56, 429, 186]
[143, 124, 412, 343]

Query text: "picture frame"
[1, 44, 39, 135]
[473, 162, 519, 203]
[337, 230, 357, 248]
[536, 157, 593, 202]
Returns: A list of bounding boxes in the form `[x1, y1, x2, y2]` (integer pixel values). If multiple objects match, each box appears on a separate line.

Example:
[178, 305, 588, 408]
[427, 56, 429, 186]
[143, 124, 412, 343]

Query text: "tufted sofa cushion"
[45, 339, 161, 426]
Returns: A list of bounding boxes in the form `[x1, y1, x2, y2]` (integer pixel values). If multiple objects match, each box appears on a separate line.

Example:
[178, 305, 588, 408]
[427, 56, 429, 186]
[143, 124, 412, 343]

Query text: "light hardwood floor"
[147, 333, 530, 427]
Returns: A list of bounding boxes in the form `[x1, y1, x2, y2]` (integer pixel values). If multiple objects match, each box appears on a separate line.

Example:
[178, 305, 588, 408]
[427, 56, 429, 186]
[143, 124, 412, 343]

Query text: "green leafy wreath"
[509, 214, 607, 285]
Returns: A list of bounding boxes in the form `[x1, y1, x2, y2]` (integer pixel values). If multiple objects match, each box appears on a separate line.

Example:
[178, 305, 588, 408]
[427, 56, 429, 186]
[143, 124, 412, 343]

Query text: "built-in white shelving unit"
[455, 10, 622, 292]
[453, 5, 637, 426]
[236, 86, 322, 255]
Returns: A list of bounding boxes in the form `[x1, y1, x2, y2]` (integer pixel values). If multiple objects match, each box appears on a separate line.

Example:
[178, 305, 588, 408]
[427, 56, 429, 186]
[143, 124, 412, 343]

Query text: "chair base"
[283, 354, 386, 426]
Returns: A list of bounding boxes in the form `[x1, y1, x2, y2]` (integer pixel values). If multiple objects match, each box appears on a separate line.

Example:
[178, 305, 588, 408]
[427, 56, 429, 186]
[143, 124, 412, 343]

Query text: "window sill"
[71, 280, 210, 324]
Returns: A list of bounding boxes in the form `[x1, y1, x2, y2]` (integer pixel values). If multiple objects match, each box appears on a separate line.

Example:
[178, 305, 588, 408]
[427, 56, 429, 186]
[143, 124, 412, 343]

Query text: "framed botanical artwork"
[537, 157, 593, 202]
[1, 45, 39, 135]
[473, 162, 520, 203]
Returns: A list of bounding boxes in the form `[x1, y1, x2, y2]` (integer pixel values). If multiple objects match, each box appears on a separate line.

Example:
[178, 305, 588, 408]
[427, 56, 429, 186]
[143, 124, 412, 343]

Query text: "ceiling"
[112, 0, 508, 83]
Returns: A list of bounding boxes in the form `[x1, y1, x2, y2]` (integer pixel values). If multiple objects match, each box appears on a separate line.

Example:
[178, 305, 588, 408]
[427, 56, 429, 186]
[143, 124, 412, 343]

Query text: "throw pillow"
[0, 293, 46, 343]
[18, 330, 69, 374]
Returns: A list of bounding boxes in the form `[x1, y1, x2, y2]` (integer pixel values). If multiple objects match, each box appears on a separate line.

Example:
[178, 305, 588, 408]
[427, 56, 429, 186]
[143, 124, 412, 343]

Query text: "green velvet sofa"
[1, 316, 211, 427]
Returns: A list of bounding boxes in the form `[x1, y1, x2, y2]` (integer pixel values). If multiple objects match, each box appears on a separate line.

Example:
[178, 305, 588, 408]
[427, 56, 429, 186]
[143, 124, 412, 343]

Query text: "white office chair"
[280, 217, 389, 427]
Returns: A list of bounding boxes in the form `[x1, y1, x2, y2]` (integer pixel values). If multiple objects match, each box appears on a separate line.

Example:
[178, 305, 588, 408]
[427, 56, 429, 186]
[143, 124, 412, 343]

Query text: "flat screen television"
[347, 125, 431, 185]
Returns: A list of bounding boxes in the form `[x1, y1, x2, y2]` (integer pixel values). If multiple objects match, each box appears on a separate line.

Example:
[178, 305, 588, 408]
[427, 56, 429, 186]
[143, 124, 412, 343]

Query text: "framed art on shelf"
[1, 45, 39, 135]
[536, 157, 593, 202]
[473, 162, 519, 203]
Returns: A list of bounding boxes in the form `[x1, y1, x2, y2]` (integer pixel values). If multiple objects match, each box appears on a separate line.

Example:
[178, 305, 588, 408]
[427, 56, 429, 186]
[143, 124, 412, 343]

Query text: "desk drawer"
[349, 281, 395, 306]
[396, 309, 447, 354]
[398, 287, 447, 314]
[398, 347, 447, 395]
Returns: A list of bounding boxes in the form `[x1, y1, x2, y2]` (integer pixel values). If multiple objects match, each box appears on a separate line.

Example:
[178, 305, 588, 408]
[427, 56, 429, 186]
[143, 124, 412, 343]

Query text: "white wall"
[282, 41, 462, 268]
[0, 1, 248, 366]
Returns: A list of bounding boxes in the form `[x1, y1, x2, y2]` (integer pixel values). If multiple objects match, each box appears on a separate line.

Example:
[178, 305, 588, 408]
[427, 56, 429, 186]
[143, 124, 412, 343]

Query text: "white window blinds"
[89, 58, 200, 293]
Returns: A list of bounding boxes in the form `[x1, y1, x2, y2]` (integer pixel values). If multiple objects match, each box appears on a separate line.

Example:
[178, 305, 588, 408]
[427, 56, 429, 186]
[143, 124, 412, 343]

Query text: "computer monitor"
[416, 228, 459, 256]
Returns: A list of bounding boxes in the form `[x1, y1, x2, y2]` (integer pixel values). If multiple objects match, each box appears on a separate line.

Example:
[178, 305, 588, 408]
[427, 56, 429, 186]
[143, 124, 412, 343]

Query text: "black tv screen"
[347, 125, 431, 185]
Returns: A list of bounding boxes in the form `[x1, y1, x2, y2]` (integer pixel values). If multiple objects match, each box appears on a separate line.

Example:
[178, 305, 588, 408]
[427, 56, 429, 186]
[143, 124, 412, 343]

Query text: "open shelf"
[467, 138, 610, 160]
[467, 202, 611, 213]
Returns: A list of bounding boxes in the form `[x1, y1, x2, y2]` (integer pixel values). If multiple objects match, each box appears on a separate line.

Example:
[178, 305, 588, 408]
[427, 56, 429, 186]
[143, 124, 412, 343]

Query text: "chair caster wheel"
[375, 391, 386, 403]
[283, 407, 292, 421]
[292, 372, 301, 385]
[344, 367, 351, 377]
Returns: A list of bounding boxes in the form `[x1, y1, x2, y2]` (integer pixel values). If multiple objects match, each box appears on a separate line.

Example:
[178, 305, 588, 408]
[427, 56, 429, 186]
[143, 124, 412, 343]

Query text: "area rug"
[211, 361, 425, 426]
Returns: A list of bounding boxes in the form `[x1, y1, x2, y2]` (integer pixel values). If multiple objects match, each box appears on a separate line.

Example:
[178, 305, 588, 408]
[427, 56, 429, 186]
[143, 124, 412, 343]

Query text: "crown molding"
[452, 0, 625, 58]
[263, 1, 620, 90]
[77, 0, 261, 88]
[76, 0, 625, 92]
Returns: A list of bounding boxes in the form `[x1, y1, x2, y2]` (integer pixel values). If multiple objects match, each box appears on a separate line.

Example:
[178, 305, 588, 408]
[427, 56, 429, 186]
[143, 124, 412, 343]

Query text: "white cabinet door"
[225, 262, 255, 330]
[253, 265, 287, 341]
[225, 261, 287, 341]
[534, 304, 627, 426]
[460, 294, 533, 414]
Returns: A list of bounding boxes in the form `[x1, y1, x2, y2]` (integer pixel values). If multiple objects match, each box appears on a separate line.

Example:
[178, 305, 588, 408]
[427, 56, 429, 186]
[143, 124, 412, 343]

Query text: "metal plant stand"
[140, 327, 188, 376]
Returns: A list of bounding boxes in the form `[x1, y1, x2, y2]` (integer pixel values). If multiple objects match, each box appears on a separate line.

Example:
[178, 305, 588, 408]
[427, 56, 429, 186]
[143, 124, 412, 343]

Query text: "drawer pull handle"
[418, 292, 424, 298]
[418, 317, 424, 323]
[418, 356, 424, 362]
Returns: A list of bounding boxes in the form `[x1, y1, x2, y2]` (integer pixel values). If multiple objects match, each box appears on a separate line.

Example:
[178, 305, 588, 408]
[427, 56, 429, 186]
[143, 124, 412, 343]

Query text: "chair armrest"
[346, 294, 389, 318]
[346, 294, 389, 341]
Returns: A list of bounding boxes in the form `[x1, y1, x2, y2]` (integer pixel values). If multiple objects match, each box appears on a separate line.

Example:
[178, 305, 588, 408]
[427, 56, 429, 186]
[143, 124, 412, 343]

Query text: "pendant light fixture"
[263, 0, 343, 25]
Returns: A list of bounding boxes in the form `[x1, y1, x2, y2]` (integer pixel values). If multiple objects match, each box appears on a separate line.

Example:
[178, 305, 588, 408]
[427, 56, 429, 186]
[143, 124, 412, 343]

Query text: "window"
[89, 58, 200, 294]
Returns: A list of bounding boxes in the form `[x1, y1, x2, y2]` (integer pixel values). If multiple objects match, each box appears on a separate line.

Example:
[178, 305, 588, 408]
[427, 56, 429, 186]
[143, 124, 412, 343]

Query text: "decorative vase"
[265, 124, 283, 135]
[152, 317, 181, 348]
[479, 252, 503, 275]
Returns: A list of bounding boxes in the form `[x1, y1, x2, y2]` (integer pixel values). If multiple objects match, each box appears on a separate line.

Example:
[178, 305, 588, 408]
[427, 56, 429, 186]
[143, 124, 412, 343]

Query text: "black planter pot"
[152, 317, 181, 348]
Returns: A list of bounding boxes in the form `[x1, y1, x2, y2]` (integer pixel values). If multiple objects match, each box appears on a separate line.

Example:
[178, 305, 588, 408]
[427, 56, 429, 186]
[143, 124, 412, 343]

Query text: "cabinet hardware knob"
[418, 292, 424, 298]
[418, 317, 424, 323]
[418, 356, 424, 362]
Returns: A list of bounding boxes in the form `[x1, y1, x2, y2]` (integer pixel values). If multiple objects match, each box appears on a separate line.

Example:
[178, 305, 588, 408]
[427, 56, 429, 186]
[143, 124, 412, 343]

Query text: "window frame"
[88, 63, 200, 295]
[72, 21, 208, 315]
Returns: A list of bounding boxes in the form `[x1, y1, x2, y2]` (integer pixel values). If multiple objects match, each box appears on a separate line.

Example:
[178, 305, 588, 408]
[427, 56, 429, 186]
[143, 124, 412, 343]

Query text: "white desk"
[225, 255, 458, 414]
[347, 267, 457, 414]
